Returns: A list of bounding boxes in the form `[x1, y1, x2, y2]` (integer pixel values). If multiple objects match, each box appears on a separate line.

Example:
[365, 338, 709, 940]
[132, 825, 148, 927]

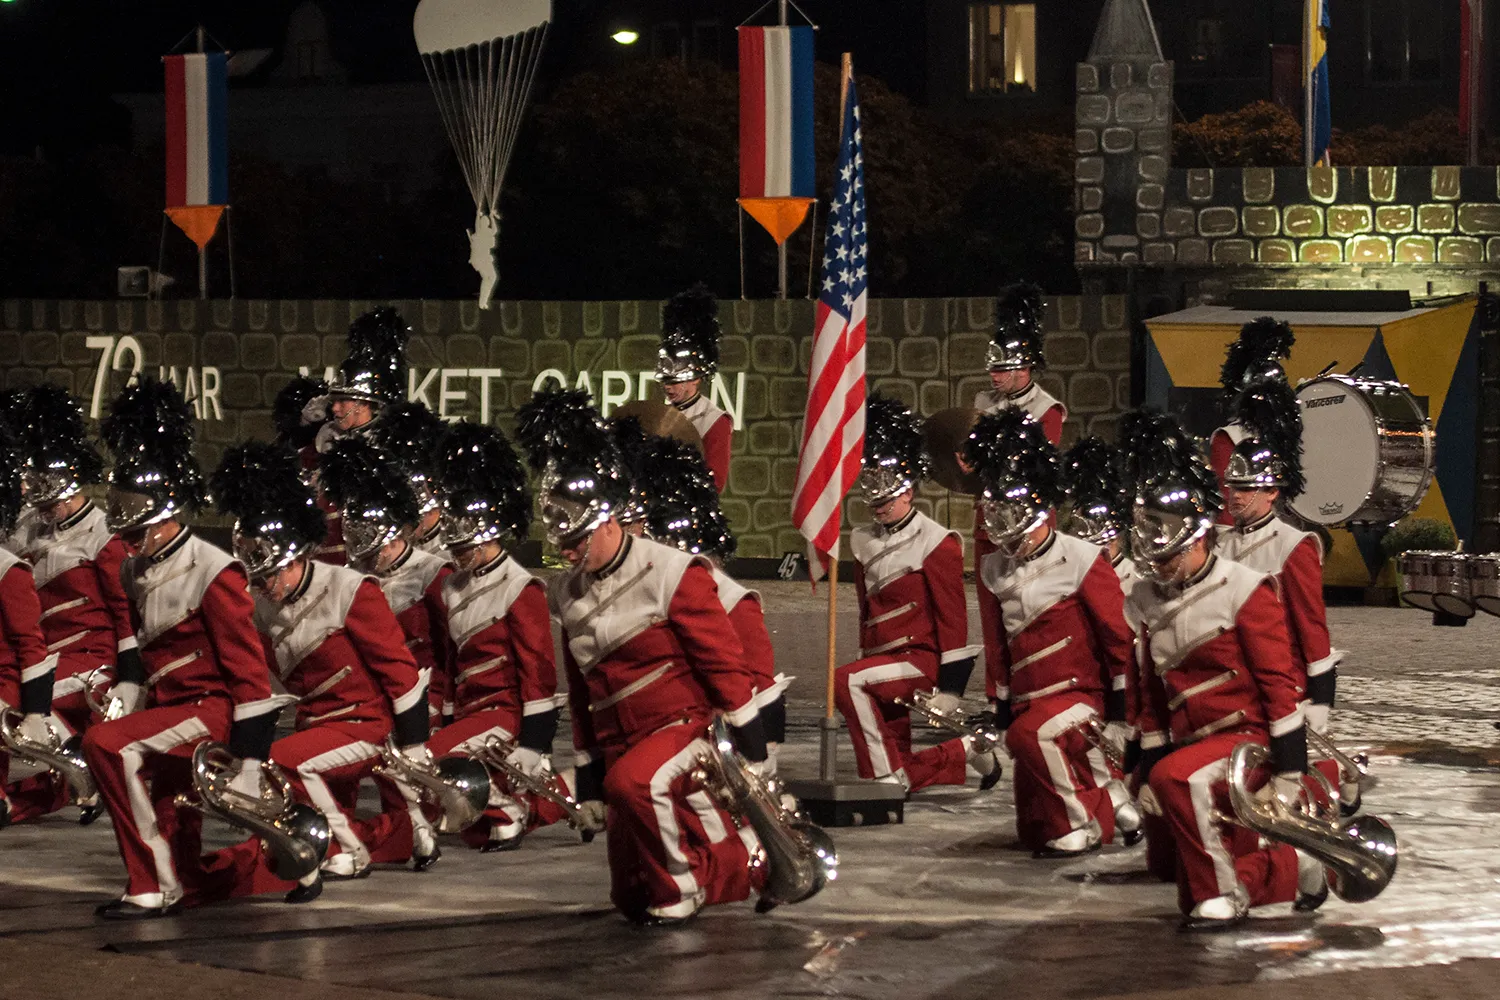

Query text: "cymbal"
[612, 400, 704, 453]
[923, 407, 982, 494]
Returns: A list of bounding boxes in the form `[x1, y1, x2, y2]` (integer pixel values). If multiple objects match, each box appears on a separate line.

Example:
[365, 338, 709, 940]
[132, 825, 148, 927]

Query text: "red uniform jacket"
[120, 531, 281, 755]
[1216, 514, 1336, 700]
[1127, 556, 1306, 754]
[550, 536, 757, 768]
[850, 512, 975, 691]
[256, 563, 427, 746]
[443, 553, 558, 750]
[712, 567, 778, 701]
[0, 550, 55, 714]
[378, 546, 453, 719]
[973, 383, 1066, 544]
[981, 531, 1132, 716]
[21, 503, 135, 691]
[1208, 424, 1246, 525]
[676, 393, 732, 493]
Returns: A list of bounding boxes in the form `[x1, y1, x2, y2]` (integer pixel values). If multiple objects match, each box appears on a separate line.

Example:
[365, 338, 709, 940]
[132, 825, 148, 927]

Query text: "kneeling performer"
[1122, 412, 1326, 930]
[835, 393, 992, 794]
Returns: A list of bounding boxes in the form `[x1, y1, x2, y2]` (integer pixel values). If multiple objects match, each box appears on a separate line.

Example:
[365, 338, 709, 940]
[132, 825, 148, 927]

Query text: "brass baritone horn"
[82, 667, 127, 722]
[1225, 741, 1397, 903]
[895, 689, 1003, 754]
[375, 739, 491, 833]
[695, 716, 838, 913]
[175, 741, 331, 881]
[1307, 727, 1368, 815]
[472, 735, 597, 843]
[0, 708, 96, 803]
[1076, 715, 1125, 773]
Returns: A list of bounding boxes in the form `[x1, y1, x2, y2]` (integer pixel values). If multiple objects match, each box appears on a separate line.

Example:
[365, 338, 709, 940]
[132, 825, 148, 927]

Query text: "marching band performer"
[518, 388, 767, 926]
[636, 435, 788, 773]
[427, 421, 570, 852]
[656, 284, 732, 493]
[967, 409, 1137, 856]
[364, 400, 452, 558]
[972, 283, 1067, 686]
[317, 435, 446, 869]
[0, 421, 58, 829]
[272, 374, 329, 474]
[1122, 411, 1327, 930]
[212, 442, 430, 899]
[1209, 317, 1295, 519]
[1213, 379, 1347, 808]
[8, 386, 131, 824]
[835, 394, 994, 795]
[308, 307, 413, 564]
[1061, 437, 1136, 597]
[81, 377, 285, 918]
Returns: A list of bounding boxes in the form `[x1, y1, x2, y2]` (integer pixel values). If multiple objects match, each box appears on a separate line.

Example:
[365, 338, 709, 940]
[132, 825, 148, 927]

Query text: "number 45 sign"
[85, 336, 223, 421]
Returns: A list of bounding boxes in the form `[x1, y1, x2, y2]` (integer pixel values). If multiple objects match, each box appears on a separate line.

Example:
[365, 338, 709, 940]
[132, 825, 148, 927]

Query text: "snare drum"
[1468, 554, 1500, 617]
[1398, 550, 1474, 616]
[1289, 375, 1435, 527]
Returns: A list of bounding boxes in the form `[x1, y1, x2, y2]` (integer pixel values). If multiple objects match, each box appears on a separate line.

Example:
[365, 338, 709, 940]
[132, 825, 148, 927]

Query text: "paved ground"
[4, 588, 1500, 1000]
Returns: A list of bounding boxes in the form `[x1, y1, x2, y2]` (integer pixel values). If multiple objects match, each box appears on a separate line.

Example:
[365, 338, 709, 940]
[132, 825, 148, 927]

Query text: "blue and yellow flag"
[1304, 0, 1331, 166]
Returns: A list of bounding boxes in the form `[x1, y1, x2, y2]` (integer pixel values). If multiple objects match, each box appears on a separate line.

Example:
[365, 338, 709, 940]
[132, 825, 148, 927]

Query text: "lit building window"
[968, 3, 1037, 94]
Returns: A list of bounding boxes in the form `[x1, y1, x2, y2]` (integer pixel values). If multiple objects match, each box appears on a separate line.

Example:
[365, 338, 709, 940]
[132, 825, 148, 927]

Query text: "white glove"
[745, 758, 775, 784]
[1137, 785, 1162, 816]
[107, 681, 143, 717]
[1102, 721, 1134, 755]
[18, 714, 55, 746]
[925, 691, 962, 717]
[576, 799, 608, 835]
[1257, 771, 1304, 809]
[1305, 703, 1331, 734]
[506, 746, 546, 778]
[228, 759, 264, 801]
[400, 743, 432, 765]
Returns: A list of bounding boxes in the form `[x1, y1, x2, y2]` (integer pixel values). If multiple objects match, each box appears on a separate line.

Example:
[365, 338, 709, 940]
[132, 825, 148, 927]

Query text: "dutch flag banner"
[164, 53, 228, 208]
[738, 26, 814, 201]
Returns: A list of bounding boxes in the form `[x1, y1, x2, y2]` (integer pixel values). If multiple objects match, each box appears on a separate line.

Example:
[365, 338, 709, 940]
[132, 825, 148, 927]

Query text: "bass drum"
[1289, 375, 1435, 527]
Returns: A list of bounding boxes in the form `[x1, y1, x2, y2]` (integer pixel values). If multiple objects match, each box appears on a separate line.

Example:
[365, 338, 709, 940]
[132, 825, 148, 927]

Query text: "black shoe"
[480, 832, 524, 853]
[978, 757, 1004, 792]
[1294, 883, 1329, 912]
[0, 799, 10, 829]
[1121, 827, 1145, 847]
[96, 899, 181, 920]
[1180, 912, 1246, 933]
[632, 907, 701, 928]
[78, 803, 104, 826]
[413, 846, 442, 872]
[321, 865, 372, 882]
[285, 878, 323, 904]
[1339, 789, 1362, 818]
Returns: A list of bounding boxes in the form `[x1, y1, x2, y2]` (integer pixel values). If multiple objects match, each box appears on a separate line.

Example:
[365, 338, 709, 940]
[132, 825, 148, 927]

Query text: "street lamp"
[611, 29, 639, 45]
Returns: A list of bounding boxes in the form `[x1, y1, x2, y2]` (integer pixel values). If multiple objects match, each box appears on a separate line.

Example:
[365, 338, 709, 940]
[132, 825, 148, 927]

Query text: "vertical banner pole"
[1302, 0, 1314, 169]
[738, 206, 747, 300]
[1470, 0, 1483, 167]
[778, 242, 788, 300]
[198, 247, 207, 300]
[806, 198, 819, 300]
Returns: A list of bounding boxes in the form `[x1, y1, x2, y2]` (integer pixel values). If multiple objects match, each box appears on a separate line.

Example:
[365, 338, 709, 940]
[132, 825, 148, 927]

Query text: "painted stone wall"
[0, 295, 1129, 558]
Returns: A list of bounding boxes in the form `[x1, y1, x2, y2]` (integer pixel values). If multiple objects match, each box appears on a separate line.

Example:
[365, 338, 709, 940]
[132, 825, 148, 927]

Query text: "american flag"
[792, 74, 867, 575]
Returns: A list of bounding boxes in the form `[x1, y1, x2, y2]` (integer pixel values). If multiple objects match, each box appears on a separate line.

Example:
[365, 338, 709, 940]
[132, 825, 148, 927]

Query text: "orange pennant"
[165, 205, 225, 250]
[738, 197, 815, 246]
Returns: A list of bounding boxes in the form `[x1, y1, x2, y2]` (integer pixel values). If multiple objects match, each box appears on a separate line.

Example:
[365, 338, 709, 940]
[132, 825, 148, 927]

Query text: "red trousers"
[1006, 694, 1116, 849]
[271, 719, 388, 869]
[602, 723, 760, 919]
[974, 532, 1002, 690]
[415, 710, 567, 849]
[81, 700, 232, 907]
[834, 653, 967, 792]
[1147, 731, 1298, 913]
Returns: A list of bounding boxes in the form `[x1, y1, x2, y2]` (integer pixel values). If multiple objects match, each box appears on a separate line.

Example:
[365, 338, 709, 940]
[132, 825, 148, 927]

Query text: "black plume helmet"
[329, 307, 410, 405]
[101, 375, 205, 532]
[0, 419, 22, 539]
[14, 384, 103, 508]
[1221, 316, 1294, 394]
[436, 421, 532, 550]
[211, 441, 325, 580]
[320, 436, 420, 567]
[364, 400, 448, 519]
[516, 388, 626, 545]
[607, 415, 651, 526]
[988, 281, 1046, 372]
[1224, 376, 1304, 501]
[1121, 409, 1220, 571]
[860, 392, 928, 505]
[640, 435, 735, 562]
[272, 375, 329, 451]
[1061, 436, 1128, 546]
[656, 283, 722, 384]
[964, 407, 1062, 552]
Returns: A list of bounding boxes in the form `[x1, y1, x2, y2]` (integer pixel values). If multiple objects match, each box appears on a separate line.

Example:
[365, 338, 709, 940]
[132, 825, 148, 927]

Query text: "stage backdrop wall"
[0, 296, 1131, 559]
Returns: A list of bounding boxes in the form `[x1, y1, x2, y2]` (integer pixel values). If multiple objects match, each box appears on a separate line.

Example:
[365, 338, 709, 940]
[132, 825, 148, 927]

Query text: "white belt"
[1012, 677, 1078, 704]
[146, 650, 200, 687]
[300, 666, 351, 702]
[1187, 710, 1247, 742]
[1010, 636, 1071, 674]
[590, 663, 671, 714]
[1167, 669, 1237, 712]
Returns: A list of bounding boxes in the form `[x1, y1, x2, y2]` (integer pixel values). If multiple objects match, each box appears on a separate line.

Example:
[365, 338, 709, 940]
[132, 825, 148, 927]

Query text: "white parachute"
[414, 0, 551, 309]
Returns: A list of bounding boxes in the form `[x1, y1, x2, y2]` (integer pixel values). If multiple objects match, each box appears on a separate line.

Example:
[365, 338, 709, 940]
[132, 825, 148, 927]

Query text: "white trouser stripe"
[120, 716, 212, 905]
[295, 740, 380, 863]
[1188, 757, 1238, 896]
[686, 789, 729, 844]
[649, 737, 713, 902]
[1035, 701, 1097, 833]
[846, 659, 926, 779]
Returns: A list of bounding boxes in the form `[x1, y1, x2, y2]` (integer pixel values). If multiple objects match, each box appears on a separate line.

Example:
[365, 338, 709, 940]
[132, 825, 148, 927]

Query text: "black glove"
[1104, 688, 1127, 724]
[1122, 737, 1142, 775]
[519, 707, 559, 754]
[1269, 725, 1308, 776]
[1137, 743, 1170, 784]
[937, 656, 976, 696]
[729, 715, 768, 764]
[115, 647, 146, 686]
[574, 757, 606, 803]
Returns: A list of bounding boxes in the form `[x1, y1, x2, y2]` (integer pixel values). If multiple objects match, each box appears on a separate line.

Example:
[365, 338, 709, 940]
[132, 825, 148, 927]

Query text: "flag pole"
[817, 49, 855, 785]
[196, 26, 208, 300]
[1302, 0, 1313, 169]
[1469, 0, 1483, 167]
